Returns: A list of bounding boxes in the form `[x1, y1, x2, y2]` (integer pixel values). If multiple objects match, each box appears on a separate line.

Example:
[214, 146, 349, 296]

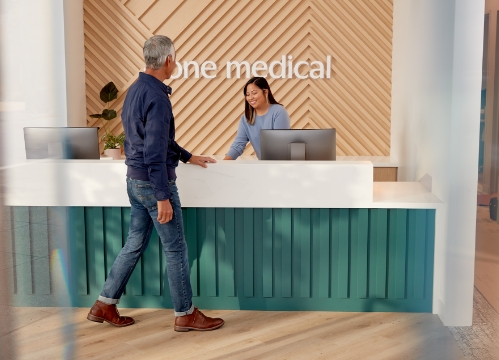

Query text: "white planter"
[104, 148, 122, 160]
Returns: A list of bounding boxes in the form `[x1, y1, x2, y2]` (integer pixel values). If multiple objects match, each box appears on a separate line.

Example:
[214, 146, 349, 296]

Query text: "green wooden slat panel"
[184, 208, 198, 296]
[368, 209, 377, 300]
[10, 206, 435, 313]
[13, 207, 32, 295]
[208, 208, 217, 297]
[85, 207, 107, 296]
[94, 208, 113, 294]
[392, 209, 408, 299]
[217, 207, 239, 299]
[412, 210, 427, 299]
[337, 209, 350, 299]
[318, 209, 330, 298]
[425, 210, 436, 301]
[103, 207, 122, 277]
[121, 207, 130, 296]
[234, 208, 245, 298]
[253, 208, 263, 299]
[300, 208, 311, 298]
[355, 209, 369, 299]
[330, 209, 339, 299]
[262, 208, 273, 298]
[311, 209, 320, 298]
[350, 209, 359, 299]
[71, 207, 88, 295]
[373, 209, 388, 298]
[387, 209, 395, 299]
[243, 208, 254, 297]
[292, 209, 300, 298]
[215, 208, 225, 298]
[94, 207, 106, 287]
[273, 208, 283, 298]
[3, 208, 15, 294]
[196, 208, 206, 296]
[407, 210, 416, 299]
[224, 208, 235, 297]
[200, 208, 217, 297]
[281, 208, 292, 298]
[30, 207, 51, 295]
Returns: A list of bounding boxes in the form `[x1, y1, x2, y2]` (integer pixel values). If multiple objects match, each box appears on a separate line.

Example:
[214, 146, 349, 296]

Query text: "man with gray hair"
[87, 35, 224, 332]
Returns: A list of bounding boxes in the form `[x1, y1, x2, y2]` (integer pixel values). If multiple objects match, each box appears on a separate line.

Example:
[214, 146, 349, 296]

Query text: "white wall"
[0, 0, 85, 166]
[392, 0, 484, 326]
[0, 0, 66, 165]
[63, 0, 86, 128]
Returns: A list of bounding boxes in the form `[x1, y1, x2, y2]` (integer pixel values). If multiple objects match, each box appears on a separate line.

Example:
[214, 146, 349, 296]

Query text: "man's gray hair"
[143, 35, 175, 70]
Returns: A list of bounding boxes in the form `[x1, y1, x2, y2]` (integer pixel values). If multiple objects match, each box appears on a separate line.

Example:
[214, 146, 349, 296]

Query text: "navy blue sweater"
[122, 72, 191, 201]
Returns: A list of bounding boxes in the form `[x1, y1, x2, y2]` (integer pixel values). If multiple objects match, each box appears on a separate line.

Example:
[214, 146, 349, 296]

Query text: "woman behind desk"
[224, 77, 290, 160]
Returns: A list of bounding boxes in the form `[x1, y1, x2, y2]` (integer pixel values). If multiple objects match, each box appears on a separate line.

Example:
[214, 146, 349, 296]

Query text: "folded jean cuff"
[175, 304, 194, 317]
[98, 295, 120, 305]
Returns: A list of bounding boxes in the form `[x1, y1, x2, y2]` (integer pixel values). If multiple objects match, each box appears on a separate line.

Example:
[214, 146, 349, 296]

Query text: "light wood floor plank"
[9, 307, 465, 359]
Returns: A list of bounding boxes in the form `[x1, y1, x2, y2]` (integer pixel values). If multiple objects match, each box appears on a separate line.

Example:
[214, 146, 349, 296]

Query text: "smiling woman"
[224, 77, 291, 160]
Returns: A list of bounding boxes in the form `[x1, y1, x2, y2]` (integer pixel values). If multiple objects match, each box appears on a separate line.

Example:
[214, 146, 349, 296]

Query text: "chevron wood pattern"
[84, 0, 393, 156]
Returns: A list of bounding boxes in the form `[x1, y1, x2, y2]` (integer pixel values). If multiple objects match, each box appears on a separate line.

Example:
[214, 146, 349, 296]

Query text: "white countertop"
[373, 182, 441, 208]
[231, 155, 398, 167]
[337, 156, 398, 167]
[1, 157, 436, 208]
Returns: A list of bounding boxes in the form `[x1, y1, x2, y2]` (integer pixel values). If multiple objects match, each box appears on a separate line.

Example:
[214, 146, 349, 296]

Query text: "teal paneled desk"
[4, 159, 441, 313]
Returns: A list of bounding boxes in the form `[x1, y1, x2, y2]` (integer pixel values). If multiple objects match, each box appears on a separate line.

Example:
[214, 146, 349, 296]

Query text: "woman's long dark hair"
[243, 77, 281, 125]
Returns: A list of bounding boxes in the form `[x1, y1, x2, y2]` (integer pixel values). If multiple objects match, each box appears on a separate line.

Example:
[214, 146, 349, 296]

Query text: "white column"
[0, 0, 68, 166]
[392, 0, 484, 326]
[441, 0, 484, 326]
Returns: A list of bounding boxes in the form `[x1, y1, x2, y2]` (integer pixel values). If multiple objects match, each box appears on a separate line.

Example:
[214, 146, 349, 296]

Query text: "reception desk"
[2, 157, 440, 313]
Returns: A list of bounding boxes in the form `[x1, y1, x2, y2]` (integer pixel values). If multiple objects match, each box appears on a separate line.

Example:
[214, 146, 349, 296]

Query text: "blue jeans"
[99, 177, 193, 316]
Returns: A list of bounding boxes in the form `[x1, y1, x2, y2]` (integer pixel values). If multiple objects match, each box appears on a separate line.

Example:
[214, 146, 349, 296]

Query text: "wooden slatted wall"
[84, 0, 393, 156]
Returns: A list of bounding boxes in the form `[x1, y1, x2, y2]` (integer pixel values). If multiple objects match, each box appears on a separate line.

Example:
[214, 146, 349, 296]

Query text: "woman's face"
[245, 83, 268, 110]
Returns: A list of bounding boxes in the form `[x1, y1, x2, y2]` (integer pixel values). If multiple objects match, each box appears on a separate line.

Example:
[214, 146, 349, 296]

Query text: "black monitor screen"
[260, 129, 336, 160]
[24, 127, 100, 159]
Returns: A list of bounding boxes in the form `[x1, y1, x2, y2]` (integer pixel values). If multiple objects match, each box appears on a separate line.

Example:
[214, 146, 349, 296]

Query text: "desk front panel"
[6, 206, 434, 312]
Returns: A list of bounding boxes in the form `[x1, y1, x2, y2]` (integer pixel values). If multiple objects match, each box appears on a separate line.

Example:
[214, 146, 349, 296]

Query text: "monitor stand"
[290, 142, 306, 160]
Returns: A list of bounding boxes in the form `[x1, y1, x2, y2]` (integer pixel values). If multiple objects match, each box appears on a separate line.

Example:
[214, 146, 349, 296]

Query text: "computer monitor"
[260, 129, 336, 160]
[23, 127, 100, 159]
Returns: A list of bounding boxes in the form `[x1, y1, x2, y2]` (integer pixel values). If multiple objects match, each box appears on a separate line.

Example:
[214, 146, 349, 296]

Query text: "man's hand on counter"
[188, 155, 217, 168]
[157, 199, 173, 224]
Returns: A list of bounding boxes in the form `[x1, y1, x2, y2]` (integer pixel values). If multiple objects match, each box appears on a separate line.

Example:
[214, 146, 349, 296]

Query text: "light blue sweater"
[226, 104, 291, 160]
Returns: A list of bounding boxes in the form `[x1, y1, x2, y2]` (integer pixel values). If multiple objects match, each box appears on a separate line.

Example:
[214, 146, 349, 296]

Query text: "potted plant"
[90, 82, 124, 160]
[102, 132, 125, 159]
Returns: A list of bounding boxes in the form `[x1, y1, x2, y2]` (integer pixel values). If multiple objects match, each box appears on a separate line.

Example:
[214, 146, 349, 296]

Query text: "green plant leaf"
[117, 133, 125, 148]
[89, 114, 103, 118]
[102, 109, 117, 120]
[102, 133, 120, 150]
[100, 82, 118, 103]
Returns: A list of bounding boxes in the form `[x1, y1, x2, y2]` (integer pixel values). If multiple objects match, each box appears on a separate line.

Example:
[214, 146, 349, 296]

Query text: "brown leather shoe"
[174, 307, 224, 332]
[87, 300, 135, 327]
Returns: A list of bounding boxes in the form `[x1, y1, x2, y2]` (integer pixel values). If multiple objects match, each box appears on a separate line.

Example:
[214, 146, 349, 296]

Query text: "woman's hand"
[223, 155, 233, 160]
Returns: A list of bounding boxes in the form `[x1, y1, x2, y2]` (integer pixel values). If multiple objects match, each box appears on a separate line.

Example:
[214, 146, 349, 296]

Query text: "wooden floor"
[6, 306, 465, 360]
[475, 205, 499, 314]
